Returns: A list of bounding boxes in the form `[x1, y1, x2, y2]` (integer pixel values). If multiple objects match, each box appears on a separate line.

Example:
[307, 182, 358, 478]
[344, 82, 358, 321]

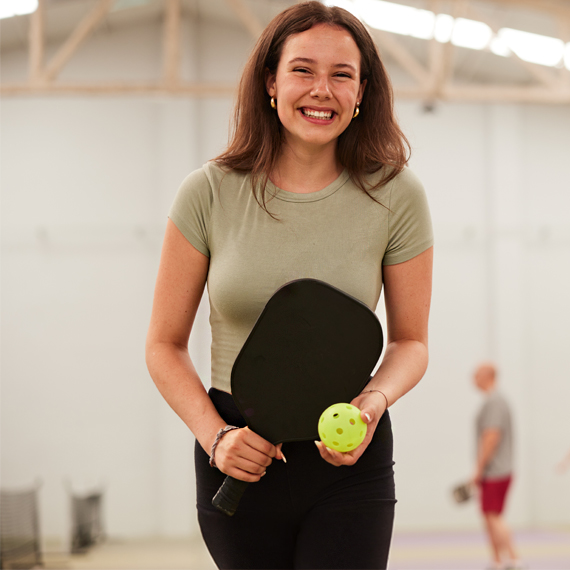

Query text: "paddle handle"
[212, 476, 249, 516]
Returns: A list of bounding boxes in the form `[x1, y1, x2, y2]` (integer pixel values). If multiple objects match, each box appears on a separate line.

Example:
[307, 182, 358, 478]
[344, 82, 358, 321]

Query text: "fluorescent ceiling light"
[5, 0, 569, 72]
[434, 13, 454, 43]
[355, 0, 435, 39]
[0, 0, 38, 19]
[451, 18, 492, 50]
[327, 0, 569, 70]
[490, 36, 511, 58]
[498, 28, 565, 67]
[407, 8, 435, 40]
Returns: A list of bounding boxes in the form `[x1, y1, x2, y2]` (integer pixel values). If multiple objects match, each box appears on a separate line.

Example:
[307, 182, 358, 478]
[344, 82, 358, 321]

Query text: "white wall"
[2, 12, 570, 546]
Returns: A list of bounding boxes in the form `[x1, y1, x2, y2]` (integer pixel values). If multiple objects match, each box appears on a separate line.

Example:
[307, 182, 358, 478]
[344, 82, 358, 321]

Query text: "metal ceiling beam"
[0, 81, 236, 96]
[28, 0, 45, 83]
[441, 83, 570, 103]
[477, 0, 570, 21]
[42, 0, 114, 82]
[372, 30, 430, 86]
[464, 1, 561, 90]
[425, 0, 460, 101]
[224, 0, 264, 40]
[5, 81, 567, 104]
[1, 0, 569, 104]
[162, 0, 182, 86]
[560, 19, 570, 89]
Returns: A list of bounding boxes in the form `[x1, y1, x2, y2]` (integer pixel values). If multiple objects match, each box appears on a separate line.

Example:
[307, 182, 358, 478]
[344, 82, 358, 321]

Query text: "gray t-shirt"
[169, 162, 433, 393]
[476, 390, 513, 478]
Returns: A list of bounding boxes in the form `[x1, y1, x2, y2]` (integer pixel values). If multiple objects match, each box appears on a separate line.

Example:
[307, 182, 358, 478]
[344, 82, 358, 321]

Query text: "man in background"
[472, 362, 521, 570]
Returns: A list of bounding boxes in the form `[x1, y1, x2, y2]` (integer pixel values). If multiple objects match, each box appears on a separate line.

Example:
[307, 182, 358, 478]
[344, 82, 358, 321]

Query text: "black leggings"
[195, 388, 396, 570]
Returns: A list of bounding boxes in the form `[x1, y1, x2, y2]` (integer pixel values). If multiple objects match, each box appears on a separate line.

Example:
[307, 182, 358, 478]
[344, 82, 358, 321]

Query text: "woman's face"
[266, 23, 366, 154]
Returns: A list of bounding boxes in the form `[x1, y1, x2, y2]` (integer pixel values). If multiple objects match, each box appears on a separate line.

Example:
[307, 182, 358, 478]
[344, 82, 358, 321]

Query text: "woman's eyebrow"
[287, 57, 357, 72]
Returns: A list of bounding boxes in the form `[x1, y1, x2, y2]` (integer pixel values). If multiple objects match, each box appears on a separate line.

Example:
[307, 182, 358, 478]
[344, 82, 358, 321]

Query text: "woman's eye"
[293, 68, 310, 73]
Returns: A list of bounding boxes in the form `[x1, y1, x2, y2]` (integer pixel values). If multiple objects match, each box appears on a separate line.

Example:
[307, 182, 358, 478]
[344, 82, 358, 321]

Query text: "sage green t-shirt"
[169, 162, 433, 394]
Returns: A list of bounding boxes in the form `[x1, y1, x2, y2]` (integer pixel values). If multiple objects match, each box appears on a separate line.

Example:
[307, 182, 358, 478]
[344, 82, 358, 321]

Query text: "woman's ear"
[358, 78, 367, 102]
[265, 68, 276, 97]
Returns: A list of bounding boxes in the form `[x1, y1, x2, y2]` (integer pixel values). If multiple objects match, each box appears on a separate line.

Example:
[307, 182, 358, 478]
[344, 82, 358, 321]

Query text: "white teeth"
[302, 108, 333, 120]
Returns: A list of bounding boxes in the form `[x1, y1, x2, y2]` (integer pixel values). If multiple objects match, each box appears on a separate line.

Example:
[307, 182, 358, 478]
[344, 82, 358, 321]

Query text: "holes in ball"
[333, 441, 339, 446]
[347, 443, 353, 448]
[336, 428, 343, 435]
[346, 405, 352, 410]
[360, 431, 364, 436]
[333, 413, 339, 418]
[349, 419, 355, 425]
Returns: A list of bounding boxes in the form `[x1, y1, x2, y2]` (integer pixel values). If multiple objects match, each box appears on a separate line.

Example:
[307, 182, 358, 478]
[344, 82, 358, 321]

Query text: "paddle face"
[231, 279, 383, 444]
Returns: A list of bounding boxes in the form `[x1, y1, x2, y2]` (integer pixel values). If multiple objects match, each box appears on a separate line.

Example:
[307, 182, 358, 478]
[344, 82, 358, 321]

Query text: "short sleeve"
[383, 168, 434, 266]
[480, 399, 506, 431]
[168, 167, 213, 257]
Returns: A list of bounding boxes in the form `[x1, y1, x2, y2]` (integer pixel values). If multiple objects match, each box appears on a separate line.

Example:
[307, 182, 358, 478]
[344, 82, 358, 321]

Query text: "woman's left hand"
[314, 390, 387, 467]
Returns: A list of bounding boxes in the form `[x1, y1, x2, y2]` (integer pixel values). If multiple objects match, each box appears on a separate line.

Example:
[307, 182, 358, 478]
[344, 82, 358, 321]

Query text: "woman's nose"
[310, 75, 332, 98]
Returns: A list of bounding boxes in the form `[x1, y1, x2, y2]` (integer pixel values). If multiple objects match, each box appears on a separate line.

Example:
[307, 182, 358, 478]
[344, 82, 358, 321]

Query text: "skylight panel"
[451, 18, 493, 50]
[0, 0, 38, 19]
[354, 0, 434, 39]
[498, 28, 565, 67]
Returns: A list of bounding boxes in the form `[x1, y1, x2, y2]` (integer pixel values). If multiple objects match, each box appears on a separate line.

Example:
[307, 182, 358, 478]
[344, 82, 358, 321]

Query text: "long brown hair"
[214, 1, 410, 211]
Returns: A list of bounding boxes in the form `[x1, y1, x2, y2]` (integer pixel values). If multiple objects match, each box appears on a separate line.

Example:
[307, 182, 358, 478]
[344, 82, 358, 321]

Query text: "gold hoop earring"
[353, 103, 360, 119]
[270, 97, 277, 109]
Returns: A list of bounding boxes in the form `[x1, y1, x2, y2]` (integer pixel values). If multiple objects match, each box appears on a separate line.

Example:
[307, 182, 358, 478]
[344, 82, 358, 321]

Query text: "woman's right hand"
[213, 427, 282, 482]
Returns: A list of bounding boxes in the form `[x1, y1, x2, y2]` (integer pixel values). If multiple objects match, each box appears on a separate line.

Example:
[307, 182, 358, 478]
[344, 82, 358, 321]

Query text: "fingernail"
[281, 452, 287, 464]
[365, 413, 372, 422]
[261, 472, 266, 477]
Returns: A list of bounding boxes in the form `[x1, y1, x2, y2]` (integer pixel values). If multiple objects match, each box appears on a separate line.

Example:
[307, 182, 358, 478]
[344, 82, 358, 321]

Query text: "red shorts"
[480, 475, 512, 514]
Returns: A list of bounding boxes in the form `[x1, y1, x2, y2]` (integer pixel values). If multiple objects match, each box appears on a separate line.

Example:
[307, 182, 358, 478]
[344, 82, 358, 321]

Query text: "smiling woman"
[264, 24, 366, 174]
[214, 1, 410, 211]
[146, 2, 433, 569]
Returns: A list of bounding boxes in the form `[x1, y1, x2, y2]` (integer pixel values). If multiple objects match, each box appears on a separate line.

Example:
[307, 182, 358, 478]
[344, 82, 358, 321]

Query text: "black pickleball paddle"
[212, 278, 383, 516]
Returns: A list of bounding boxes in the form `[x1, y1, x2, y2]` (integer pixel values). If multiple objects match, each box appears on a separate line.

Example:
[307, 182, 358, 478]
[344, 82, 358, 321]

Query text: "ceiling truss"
[1, 0, 569, 104]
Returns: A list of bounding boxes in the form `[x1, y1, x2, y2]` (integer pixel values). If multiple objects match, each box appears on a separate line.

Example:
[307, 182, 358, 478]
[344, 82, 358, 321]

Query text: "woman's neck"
[270, 142, 343, 194]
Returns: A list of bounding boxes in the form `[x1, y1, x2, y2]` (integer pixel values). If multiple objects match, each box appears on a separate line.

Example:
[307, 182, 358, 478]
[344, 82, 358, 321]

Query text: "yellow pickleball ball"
[318, 403, 367, 452]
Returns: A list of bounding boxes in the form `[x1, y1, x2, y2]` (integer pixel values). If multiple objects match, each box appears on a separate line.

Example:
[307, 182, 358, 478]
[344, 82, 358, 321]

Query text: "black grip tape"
[212, 476, 250, 516]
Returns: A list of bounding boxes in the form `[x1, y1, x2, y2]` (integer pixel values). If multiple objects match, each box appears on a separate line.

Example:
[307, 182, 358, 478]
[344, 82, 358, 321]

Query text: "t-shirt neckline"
[267, 169, 350, 203]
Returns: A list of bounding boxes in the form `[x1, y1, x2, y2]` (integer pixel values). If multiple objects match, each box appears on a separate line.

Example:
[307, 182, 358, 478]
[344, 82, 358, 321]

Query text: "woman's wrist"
[361, 389, 389, 410]
[209, 425, 240, 468]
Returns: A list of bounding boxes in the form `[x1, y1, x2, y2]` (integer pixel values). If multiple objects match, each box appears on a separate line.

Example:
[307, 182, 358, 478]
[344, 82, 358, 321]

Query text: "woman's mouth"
[300, 108, 335, 121]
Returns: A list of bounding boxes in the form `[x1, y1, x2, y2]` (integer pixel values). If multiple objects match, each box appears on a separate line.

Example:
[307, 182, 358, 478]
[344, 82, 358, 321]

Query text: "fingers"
[241, 427, 277, 458]
[225, 456, 269, 483]
[314, 396, 382, 467]
[215, 427, 276, 480]
[314, 440, 359, 467]
[275, 443, 287, 463]
[360, 409, 373, 424]
[352, 392, 387, 426]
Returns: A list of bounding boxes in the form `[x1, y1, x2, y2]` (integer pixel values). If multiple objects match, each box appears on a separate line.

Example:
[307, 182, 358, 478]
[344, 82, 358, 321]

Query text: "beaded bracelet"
[361, 389, 389, 410]
[209, 425, 240, 468]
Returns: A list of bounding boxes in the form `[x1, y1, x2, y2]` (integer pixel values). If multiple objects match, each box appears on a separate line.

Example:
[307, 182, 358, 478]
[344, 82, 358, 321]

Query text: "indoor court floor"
[39, 528, 570, 570]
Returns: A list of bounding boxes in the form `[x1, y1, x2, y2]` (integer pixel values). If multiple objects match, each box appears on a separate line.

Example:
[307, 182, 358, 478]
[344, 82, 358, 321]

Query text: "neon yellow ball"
[318, 403, 367, 452]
